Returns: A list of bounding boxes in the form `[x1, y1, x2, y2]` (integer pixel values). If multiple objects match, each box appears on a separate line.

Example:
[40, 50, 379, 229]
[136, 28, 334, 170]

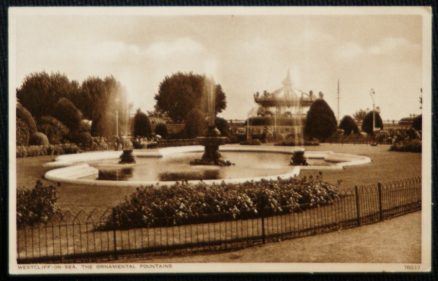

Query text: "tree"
[17, 72, 80, 118]
[412, 114, 422, 131]
[361, 111, 383, 134]
[154, 72, 226, 123]
[184, 108, 206, 138]
[133, 109, 152, 138]
[304, 99, 337, 141]
[53, 97, 83, 132]
[339, 115, 359, 135]
[353, 109, 368, 124]
[81, 76, 128, 137]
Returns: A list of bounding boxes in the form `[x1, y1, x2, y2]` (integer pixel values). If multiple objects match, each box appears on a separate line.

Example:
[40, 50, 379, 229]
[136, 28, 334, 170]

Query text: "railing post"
[261, 208, 266, 244]
[112, 209, 118, 259]
[377, 182, 383, 221]
[354, 185, 361, 226]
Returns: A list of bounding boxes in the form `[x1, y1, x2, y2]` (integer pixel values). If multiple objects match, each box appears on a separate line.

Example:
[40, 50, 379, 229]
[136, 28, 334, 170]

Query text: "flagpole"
[370, 89, 376, 132]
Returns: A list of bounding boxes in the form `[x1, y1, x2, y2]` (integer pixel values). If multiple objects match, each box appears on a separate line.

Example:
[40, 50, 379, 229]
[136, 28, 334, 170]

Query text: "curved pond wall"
[44, 145, 371, 187]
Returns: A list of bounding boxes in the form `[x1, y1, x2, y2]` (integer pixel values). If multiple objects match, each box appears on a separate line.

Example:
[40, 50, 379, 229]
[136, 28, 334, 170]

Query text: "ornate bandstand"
[247, 70, 317, 141]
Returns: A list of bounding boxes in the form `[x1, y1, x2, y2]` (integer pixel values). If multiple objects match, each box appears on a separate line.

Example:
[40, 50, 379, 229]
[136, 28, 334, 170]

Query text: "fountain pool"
[43, 145, 371, 187]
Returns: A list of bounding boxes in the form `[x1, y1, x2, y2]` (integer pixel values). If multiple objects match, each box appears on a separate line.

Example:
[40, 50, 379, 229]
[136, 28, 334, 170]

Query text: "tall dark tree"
[361, 111, 383, 134]
[17, 72, 80, 118]
[53, 97, 83, 132]
[412, 114, 422, 131]
[304, 99, 337, 141]
[339, 115, 359, 135]
[154, 72, 226, 123]
[133, 109, 152, 138]
[81, 76, 128, 137]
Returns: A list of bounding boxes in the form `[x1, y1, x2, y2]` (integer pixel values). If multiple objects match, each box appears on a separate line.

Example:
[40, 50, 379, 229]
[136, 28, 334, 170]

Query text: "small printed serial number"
[404, 264, 421, 270]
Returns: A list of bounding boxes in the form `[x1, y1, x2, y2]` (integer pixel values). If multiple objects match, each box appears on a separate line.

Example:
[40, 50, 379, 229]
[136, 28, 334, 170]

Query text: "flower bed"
[390, 139, 422, 153]
[99, 175, 339, 230]
[17, 181, 59, 228]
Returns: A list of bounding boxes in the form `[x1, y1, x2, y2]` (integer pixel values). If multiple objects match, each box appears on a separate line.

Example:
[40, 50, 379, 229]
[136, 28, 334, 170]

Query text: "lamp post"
[369, 89, 376, 132]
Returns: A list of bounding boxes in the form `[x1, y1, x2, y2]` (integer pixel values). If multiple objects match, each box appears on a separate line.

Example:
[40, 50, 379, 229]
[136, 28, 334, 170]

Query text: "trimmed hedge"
[17, 102, 37, 134]
[17, 181, 59, 227]
[16, 143, 80, 157]
[99, 175, 339, 230]
[38, 116, 69, 144]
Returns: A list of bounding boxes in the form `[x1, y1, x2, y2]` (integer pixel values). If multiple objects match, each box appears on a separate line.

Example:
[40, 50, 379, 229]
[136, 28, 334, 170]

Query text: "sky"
[12, 9, 424, 121]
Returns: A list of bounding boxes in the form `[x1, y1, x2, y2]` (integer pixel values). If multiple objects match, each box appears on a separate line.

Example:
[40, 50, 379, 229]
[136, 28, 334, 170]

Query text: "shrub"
[99, 175, 339, 230]
[215, 117, 230, 137]
[89, 137, 109, 151]
[17, 181, 59, 227]
[17, 102, 37, 134]
[390, 139, 422, 153]
[69, 131, 92, 147]
[38, 116, 69, 144]
[133, 109, 152, 137]
[304, 99, 337, 141]
[339, 115, 359, 135]
[61, 143, 81, 154]
[325, 133, 371, 144]
[16, 118, 31, 146]
[29, 132, 49, 146]
[362, 111, 383, 134]
[154, 123, 168, 138]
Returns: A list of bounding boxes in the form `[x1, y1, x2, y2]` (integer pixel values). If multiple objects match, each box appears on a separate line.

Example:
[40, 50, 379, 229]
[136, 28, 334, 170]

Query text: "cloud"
[369, 37, 420, 55]
[335, 37, 420, 60]
[334, 42, 364, 59]
[144, 37, 205, 60]
[84, 37, 206, 63]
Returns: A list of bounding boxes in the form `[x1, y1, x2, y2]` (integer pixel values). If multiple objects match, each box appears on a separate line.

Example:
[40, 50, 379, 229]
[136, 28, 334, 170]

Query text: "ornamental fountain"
[190, 77, 232, 166]
[119, 139, 136, 164]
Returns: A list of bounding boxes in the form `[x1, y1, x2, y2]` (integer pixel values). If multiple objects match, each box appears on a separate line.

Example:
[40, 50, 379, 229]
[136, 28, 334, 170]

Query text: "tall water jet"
[190, 77, 232, 166]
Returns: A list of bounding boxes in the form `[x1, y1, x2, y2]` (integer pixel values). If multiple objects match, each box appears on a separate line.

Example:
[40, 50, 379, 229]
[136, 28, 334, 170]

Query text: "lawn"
[15, 144, 422, 211]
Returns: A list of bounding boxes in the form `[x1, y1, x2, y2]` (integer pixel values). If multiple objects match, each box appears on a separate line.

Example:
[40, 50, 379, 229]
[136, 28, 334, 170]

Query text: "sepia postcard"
[8, 6, 432, 274]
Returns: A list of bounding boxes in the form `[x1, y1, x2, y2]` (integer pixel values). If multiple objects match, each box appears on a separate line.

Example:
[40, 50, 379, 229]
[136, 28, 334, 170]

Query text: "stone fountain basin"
[196, 136, 229, 146]
[43, 145, 371, 187]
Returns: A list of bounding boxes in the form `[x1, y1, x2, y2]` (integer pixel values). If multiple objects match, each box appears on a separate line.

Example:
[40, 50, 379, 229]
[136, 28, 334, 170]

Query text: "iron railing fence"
[16, 177, 421, 263]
